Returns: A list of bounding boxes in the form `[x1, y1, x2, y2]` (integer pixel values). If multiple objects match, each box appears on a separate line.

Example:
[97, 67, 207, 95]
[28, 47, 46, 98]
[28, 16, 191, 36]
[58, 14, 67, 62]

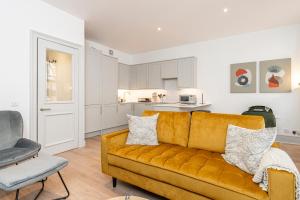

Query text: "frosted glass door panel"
[46, 49, 73, 102]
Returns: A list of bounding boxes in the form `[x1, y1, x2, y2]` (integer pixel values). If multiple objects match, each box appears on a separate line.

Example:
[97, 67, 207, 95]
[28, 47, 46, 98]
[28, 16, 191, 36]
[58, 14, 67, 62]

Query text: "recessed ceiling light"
[157, 27, 162, 32]
[223, 8, 229, 13]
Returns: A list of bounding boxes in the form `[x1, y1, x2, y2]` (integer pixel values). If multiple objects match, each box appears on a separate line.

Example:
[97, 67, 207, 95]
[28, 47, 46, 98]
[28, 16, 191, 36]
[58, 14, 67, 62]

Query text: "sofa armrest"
[268, 168, 295, 200]
[101, 129, 129, 174]
[271, 142, 280, 148]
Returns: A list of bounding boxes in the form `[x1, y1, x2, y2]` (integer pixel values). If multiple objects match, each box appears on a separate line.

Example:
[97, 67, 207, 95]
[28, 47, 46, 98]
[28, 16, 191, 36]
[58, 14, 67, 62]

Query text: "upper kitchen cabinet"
[161, 60, 178, 79]
[129, 65, 138, 89]
[118, 63, 130, 89]
[102, 55, 118, 104]
[85, 47, 102, 105]
[178, 57, 197, 88]
[136, 64, 148, 89]
[148, 62, 163, 89]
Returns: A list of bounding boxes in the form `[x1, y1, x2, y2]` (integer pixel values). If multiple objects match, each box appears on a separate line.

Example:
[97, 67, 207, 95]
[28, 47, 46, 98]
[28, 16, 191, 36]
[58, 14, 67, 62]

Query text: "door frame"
[30, 31, 85, 149]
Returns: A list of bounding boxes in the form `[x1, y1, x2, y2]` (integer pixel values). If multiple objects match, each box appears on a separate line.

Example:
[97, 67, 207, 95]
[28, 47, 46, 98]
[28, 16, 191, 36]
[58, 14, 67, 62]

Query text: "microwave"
[179, 95, 197, 104]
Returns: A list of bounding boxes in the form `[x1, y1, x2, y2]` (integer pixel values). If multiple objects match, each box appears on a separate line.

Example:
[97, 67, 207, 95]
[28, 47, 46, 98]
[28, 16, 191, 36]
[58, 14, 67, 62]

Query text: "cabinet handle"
[100, 106, 102, 115]
[40, 108, 51, 111]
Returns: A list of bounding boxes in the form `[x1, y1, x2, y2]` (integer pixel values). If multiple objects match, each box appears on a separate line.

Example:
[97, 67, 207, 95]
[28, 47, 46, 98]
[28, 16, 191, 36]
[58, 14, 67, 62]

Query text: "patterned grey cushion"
[222, 124, 277, 174]
[126, 114, 159, 145]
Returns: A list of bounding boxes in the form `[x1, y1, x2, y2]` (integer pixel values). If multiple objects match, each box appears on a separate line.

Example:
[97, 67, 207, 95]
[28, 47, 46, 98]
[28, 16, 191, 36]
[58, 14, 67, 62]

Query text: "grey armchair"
[0, 111, 41, 168]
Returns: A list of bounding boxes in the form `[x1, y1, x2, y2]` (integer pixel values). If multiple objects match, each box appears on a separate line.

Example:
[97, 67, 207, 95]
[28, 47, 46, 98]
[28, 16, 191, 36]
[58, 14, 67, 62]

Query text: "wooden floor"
[0, 137, 299, 200]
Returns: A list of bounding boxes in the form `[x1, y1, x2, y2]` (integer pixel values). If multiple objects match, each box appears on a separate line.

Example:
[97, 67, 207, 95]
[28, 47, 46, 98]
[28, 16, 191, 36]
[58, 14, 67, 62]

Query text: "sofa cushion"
[222, 125, 277, 174]
[108, 143, 268, 200]
[188, 112, 265, 153]
[143, 111, 191, 147]
[126, 114, 159, 145]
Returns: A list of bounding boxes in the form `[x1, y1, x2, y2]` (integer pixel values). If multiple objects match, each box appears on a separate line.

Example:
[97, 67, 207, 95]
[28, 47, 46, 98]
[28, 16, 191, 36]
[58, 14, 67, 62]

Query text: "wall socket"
[10, 102, 19, 107]
[281, 129, 300, 135]
[292, 130, 300, 135]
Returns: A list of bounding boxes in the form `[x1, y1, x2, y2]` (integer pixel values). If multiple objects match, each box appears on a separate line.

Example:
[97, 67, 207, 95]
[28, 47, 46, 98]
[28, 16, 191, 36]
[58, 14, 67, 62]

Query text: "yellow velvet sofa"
[101, 111, 295, 200]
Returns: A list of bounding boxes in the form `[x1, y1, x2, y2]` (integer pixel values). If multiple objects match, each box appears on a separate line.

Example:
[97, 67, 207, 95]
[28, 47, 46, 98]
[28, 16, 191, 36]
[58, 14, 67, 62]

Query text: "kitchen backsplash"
[118, 88, 203, 103]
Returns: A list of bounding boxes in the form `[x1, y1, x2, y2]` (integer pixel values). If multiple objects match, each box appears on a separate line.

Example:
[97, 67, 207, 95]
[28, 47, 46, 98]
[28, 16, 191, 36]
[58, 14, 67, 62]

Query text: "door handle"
[40, 108, 51, 111]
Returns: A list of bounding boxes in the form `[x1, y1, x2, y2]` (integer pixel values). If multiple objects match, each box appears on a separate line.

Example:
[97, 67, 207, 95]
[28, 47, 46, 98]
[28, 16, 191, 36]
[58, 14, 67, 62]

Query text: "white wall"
[86, 40, 133, 64]
[131, 25, 300, 133]
[0, 0, 85, 138]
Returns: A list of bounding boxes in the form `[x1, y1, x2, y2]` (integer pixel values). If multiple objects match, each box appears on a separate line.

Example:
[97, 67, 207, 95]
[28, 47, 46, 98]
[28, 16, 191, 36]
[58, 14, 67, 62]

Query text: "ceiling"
[42, 0, 300, 54]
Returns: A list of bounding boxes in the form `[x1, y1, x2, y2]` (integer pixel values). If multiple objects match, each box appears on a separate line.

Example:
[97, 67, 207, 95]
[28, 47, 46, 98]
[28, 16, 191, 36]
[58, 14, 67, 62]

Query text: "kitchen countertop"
[152, 103, 211, 108]
[118, 102, 211, 112]
[118, 101, 171, 105]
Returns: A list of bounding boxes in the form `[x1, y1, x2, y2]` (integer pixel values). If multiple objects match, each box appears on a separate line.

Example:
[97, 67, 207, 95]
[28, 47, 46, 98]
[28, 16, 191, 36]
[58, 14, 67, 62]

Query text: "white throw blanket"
[253, 147, 299, 200]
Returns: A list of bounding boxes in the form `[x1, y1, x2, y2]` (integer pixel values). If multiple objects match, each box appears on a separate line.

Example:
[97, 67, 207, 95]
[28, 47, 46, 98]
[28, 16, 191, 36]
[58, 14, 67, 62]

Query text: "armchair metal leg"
[14, 172, 69, 200]
[53, 171, 70, 200]
[34, 179, 45, 200]
[15, 179, 45, 200]
[15, 189, 19, 200]
[112, 177, 117, 188]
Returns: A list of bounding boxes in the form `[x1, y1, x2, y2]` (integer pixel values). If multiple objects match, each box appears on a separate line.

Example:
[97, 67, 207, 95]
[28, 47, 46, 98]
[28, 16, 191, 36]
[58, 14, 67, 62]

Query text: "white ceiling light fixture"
[223, 7, 229, 13]
[157, 27, 162, 32]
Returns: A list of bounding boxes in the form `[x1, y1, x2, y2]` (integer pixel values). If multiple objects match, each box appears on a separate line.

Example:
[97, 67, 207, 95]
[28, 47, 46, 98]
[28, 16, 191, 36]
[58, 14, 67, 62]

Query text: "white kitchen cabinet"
[129, 66, 138, 89]
[118, 103, 132, 125]
[178, 57, 197, 88]
[134, 103, 153, 116]
[102, 55, 118, 104]
[85, 47, 103, 134]
[136, 64, 148, 89]
[85, 105, 101, 133]
[102, 104, 118, 129]
[118, 63, 130, 89]
[148, 62, 163, 89]
[161, 60, 178, 79]
[85, 47, 102, 105]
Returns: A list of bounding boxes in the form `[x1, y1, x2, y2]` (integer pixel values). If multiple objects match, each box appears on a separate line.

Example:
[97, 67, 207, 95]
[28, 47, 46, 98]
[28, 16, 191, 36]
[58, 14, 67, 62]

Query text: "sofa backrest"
[188, 112, 265, 153]
[143, 110, 191, 147]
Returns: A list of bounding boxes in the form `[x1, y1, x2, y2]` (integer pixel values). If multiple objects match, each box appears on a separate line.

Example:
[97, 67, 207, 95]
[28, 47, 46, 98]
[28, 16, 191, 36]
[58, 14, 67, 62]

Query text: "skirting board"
[85, 125, 128, 138]
[276, 134, 300, 145]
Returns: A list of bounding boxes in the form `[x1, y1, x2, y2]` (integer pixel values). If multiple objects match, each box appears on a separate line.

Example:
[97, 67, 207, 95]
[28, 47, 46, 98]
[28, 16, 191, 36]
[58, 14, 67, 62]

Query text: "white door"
[37, 38, 79, 154]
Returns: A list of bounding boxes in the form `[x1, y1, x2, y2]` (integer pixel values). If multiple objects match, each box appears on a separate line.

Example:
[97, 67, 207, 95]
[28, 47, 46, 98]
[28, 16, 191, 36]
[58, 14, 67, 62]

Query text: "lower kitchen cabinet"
[102, 103, 133, 130]
[102, 104, 119, 129]
[85, 103, 155, 133]
[85, 105, 101, 133]
[118, 103, 133, 125]
[134, 103, 153, 116]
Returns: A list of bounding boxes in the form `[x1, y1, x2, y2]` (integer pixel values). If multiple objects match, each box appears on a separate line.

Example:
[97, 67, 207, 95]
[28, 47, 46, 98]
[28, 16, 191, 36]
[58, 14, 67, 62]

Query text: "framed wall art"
[230, 62, 257, 93]
[259, 58, 291, 93]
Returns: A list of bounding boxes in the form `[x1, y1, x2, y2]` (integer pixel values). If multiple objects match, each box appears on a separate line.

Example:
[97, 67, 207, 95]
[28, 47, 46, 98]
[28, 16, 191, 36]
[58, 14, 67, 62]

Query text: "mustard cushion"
[143, 110, 191, 147]
[108, 143, 268, 200]
[188, 112, 265, 153]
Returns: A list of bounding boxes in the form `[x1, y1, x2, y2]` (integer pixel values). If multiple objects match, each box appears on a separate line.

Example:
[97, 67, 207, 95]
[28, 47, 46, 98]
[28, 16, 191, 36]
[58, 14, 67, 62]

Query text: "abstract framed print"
[230, 62, 257, 93]
[259, 58, 291, 93]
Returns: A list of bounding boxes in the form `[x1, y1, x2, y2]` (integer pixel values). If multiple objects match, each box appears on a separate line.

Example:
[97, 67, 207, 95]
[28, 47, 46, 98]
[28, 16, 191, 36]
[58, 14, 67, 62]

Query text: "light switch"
[11, 102, 19, 107]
